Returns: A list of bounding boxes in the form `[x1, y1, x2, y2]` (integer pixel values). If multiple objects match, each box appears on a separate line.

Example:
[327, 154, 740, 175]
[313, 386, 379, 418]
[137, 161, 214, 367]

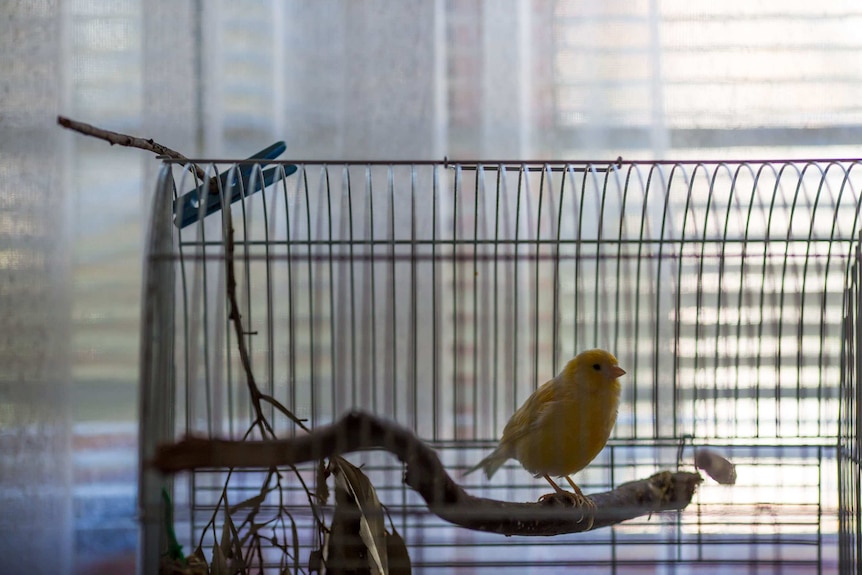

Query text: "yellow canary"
[465, 349, 625, 502]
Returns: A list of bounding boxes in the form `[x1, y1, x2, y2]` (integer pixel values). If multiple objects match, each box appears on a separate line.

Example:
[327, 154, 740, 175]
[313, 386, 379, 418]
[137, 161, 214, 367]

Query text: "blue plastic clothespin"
[173, 141, 297, 228]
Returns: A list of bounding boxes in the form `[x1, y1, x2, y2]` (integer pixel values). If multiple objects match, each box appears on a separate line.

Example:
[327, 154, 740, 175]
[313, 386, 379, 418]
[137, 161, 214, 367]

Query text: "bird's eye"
[592, 363, 601, 371]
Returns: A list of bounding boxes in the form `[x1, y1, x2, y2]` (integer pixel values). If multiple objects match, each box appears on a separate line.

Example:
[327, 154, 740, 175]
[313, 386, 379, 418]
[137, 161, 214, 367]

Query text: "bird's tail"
[463, 445, 510, 479]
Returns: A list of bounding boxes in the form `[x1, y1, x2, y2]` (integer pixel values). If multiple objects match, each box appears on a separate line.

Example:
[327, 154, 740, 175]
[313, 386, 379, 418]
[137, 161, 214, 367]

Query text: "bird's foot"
[537, 490, 596, 529]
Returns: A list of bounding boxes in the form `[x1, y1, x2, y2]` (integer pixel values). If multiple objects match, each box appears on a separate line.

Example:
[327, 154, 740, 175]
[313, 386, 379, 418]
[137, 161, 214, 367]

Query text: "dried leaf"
[289, 511, 300, 575]
[230, 556, 247, 575]
[215, 512, 246, 575]
[320, 530, 331, 571]
[308, 548, 323, 574]
[326, 488, 369, 574]
[162, 547, 208, 575]
[331, 456, 388, 575]
[316, 458, 330, 504]
[211, 541, 229, 575]
[219, 515, 234, 559]
[185, 552, 209, 575]
[385, 528, 411, 575]
[695, 448, 737, 485]
[191, 546, 208, 568]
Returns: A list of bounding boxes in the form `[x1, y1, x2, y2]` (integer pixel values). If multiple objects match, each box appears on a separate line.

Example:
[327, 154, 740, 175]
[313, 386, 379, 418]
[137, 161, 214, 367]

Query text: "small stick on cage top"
[57, 115, 207, 180]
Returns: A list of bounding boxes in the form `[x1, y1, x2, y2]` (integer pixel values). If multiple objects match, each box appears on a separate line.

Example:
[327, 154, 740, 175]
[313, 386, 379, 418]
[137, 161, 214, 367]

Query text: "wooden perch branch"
[152, 411, 703, 536]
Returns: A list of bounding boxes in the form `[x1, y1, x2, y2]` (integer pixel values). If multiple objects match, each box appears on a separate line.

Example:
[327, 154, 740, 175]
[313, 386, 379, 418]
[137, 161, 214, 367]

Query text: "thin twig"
[222, 198, 324, 544]
[223, 207, 276, 439]
[152, 411, 704, 536]
[223, 198, 324, 528]
[57, 115, 221, 197]
[56, 115, 209, 183]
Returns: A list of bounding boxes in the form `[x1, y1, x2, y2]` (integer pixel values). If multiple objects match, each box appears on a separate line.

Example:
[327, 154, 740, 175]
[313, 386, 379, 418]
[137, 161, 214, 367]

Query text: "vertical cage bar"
[138, 165, 177, 575]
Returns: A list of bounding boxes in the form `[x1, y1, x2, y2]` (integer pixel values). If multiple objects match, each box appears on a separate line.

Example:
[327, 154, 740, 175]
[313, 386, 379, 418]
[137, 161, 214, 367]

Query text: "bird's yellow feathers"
[465, 348, 625, 480]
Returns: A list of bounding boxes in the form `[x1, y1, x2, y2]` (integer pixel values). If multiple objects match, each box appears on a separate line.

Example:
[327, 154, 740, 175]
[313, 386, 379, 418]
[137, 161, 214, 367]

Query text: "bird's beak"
[610, 366, 626, 378]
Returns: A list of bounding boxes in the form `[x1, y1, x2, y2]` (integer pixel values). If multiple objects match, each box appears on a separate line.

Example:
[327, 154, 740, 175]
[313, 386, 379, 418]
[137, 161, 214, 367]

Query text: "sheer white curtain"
[2, 1, 862, 574]
[0, 3, 72, 575]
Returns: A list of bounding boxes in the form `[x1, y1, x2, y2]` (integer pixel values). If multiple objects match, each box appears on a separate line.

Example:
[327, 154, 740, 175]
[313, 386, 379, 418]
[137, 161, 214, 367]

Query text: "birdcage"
[139, 155, 862, 574]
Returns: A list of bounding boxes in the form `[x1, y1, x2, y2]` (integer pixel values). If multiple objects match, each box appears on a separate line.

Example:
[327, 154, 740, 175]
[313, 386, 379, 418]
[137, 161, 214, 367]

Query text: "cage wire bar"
[140, 158, 862, 574]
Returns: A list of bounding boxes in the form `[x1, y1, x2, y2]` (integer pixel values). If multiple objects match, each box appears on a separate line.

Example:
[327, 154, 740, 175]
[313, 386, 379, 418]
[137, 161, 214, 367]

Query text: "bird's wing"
[499, 378, 559, 447]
